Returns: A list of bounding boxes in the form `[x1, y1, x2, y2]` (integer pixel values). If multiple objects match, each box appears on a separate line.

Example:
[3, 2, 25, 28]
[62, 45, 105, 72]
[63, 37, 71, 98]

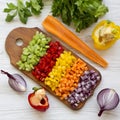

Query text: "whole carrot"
[42, 15, 108, 68]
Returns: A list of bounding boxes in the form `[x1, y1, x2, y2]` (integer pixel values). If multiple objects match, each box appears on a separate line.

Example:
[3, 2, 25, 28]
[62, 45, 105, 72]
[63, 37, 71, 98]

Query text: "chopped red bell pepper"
[32, 41, 64, 81]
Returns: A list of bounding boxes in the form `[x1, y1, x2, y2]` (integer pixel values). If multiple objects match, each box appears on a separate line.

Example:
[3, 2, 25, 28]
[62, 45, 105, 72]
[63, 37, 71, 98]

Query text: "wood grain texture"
[5, 27, 101, 110]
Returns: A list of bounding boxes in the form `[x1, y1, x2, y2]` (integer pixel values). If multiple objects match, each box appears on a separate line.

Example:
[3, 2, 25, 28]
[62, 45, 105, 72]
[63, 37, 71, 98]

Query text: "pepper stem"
[32, 87, 41, 92]
[98, 109, 104, 117]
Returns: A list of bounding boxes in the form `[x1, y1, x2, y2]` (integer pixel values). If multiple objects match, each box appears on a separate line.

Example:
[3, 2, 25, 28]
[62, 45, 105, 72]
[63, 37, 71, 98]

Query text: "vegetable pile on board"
[17, 31, 51, 71]
[16, 30, 101, 109]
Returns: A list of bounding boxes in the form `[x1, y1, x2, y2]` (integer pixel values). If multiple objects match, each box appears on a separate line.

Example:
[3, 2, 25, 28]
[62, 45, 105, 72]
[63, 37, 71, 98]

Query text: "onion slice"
[97, 88, 119, 116]
[1, 70, 27, 92]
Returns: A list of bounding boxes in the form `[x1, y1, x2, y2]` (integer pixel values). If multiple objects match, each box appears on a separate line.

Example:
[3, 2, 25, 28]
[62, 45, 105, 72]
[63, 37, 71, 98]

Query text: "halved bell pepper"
[92, 20, 120, 50]
[28, 87, 49, 111]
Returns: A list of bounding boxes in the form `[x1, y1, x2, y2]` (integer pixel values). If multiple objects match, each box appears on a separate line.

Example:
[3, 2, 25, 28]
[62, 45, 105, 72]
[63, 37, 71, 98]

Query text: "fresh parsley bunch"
[52, 0, 108, 32]
[4, 0, 43, 24]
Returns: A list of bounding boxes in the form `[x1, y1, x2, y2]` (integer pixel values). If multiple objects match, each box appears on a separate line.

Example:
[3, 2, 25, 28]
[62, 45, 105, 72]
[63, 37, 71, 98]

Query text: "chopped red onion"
[67, 70, 101, 108]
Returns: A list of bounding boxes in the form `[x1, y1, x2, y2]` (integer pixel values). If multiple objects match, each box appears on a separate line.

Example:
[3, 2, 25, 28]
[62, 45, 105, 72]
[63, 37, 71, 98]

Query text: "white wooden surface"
[0, 0, 120, 120]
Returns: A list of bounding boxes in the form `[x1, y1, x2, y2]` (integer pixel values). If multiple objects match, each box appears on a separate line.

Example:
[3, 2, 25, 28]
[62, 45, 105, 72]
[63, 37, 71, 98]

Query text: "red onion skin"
[1, 70, 27, 92]
[98, 109, 104, 117]
[8, 74, 27, 92]
[97, 88, 120, 117]
[1, 70, 15, 80]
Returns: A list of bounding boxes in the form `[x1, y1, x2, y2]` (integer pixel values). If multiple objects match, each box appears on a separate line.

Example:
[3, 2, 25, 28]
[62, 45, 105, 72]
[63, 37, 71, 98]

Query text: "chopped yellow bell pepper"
[92, 20, 120, 50]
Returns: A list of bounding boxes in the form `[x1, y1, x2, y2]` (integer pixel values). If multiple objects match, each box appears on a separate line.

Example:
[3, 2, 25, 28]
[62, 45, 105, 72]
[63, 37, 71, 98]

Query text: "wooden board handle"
[5, 27, 40, 66]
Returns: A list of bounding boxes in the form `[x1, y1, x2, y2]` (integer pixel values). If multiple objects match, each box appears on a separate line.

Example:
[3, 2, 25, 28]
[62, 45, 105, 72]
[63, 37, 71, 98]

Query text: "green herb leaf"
[26, 1, 31, 7]
[4, 3, 17, 13]
[95, 4, 109, 18]
[4, 8, 13, 12]
[52, 0, 108, 32]
[27, 0, 44, 15]
[17, 0, 28, 24]
[7, 3, 17, 10]
[5, 11, 17, 22]
[24, 8, 32, 17]
[3, 0, 43, 24]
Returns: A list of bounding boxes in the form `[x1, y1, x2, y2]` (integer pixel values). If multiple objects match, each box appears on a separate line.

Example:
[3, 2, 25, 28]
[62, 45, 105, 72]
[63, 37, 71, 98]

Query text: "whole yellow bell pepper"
[92, 20, 120, 50]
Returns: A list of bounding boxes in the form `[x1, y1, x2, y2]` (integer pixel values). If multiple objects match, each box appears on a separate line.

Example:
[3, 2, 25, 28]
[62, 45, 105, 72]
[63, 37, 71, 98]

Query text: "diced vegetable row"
[45, 51, 76, 91]
[55, 58, 88, 100]
[17, 31, 51, 71]
[67, 70, 101, 108]
[17, 31, 101, 108]
[32, 41, 64, 81]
